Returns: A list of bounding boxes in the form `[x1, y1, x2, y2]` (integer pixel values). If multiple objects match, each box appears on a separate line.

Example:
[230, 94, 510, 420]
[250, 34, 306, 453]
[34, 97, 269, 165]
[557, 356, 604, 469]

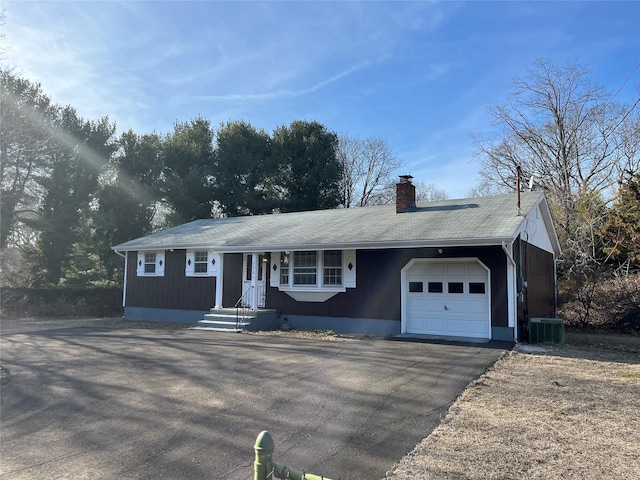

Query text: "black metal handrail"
[234, 285, 253, 330]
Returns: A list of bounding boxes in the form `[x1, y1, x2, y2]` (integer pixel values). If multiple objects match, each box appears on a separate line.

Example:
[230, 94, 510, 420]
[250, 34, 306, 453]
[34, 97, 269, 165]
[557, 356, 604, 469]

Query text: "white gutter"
[501, 241, 518, 341]
[112, 237, 517, 255]
[113, 250, 127, 309]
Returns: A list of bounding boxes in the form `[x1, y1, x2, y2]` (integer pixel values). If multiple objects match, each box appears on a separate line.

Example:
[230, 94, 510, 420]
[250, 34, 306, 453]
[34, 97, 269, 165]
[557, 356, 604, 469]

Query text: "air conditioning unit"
[528, 317, 565, 344]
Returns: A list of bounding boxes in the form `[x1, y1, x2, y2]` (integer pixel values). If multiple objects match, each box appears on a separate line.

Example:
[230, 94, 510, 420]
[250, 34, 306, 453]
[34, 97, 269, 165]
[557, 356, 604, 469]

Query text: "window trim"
[185, 249, 217, 277]
[272, 249, 355, 301]
[136, 251, 165, 277]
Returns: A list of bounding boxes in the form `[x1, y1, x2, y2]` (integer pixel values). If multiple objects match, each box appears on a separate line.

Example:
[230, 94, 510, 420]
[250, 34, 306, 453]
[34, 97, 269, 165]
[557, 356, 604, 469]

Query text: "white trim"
[502, 241, 518, 338]
[185, 251, 195, 276]
[122, 252, 128, 307]
[185, 249, 217, 277]
[136, 253, 145, 276]
[343, 250, 356, 288]
[269, 251, 280, 287]
[113, 237, 519, 255]
[136, 250, 165, 277]
[401, 257, 491, 338]
[280, 287, 345, 302]
[155, 252, 165, 276]
[214, 253, 224, 309]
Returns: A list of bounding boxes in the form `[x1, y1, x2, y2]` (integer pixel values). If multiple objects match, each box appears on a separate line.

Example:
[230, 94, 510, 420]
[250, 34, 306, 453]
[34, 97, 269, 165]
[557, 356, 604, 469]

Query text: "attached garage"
[402, 258, 491, 339]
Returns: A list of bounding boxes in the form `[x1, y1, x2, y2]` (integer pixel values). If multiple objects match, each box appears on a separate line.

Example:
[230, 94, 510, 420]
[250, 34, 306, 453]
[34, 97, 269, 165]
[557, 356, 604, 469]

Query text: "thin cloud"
[181, 60, 375, 104]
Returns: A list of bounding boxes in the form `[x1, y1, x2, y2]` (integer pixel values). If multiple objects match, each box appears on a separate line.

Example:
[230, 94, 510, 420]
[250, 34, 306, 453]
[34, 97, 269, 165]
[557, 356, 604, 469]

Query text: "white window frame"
[270, 249, 356, 302]
[136, 251, 165, 277]
[322, 250, 343, 286]
[186, 249, 218, 277]
[293, 251, 318, 286]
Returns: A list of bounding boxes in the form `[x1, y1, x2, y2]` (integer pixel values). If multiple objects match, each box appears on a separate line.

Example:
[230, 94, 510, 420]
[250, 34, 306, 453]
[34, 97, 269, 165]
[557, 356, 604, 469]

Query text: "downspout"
[114, 250, 127, 310]
[501, 241, 518, 341]
[554, 256, 558, 318]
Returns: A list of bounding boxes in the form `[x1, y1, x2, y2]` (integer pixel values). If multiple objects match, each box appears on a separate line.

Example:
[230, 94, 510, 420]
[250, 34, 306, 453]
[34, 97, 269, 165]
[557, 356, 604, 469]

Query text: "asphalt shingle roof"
[113, 191, 546, 252]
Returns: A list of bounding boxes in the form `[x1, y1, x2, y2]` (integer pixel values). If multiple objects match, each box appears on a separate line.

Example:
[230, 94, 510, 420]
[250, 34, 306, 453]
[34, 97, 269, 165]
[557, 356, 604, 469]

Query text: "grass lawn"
[388, 332, 640, 479]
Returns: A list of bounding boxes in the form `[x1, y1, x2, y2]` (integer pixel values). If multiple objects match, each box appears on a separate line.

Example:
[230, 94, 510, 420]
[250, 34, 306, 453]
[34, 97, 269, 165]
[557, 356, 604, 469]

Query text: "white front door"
[242, 253, 267, 309]
[404, 259, 491, 339]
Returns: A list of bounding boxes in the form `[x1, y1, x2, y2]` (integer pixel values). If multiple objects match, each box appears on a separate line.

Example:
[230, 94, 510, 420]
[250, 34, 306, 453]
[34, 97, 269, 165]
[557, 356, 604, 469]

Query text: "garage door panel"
[466, 300, 488, 314]
[446, 263, 465, 275]
[467, 320, 488, 335]
[426, 318, 445, 333]
[447, 319, 468, 334]
[407, 316, 426, 332]
[405, 259, 491, 339]
[426, 300, 445, 313]
[444, 299, 466, 313]
[466, 263, 486, 275]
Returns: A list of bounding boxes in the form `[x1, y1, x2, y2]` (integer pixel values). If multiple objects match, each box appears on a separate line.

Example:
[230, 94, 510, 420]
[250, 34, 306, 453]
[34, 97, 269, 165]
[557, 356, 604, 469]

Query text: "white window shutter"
[136, 253, 145, 276]
[185, 251, 195, 276]
[343, 250, 356, 288]
[208, 250, 218, 276]
[156, 251, 165, 276]
[269, 251, 280, 287]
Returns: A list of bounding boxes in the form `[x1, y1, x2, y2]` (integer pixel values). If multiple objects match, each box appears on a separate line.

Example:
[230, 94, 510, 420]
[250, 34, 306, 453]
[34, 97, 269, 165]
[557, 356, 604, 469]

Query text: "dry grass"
[388, 335, 640, 479]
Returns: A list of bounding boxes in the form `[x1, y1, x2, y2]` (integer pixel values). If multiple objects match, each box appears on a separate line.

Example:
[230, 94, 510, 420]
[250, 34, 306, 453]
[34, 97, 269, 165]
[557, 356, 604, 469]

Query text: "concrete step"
[189, 326, 243, 333]
[197, 319, 251, 327]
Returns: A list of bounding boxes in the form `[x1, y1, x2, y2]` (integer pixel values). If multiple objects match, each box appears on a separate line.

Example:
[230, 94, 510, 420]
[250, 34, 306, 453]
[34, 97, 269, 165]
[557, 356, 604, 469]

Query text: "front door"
[242, 253, 267, 309]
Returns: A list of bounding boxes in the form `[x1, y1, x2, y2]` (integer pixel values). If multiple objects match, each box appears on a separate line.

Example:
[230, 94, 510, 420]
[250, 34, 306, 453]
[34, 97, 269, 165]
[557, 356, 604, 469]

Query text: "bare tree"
[415, 181, 448, 202]
[473, 59, 639, 275]
[337, 134, 404, 207]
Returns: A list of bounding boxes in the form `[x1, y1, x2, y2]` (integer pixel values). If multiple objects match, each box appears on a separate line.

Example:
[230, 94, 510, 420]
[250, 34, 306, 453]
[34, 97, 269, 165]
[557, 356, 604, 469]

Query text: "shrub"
[559, 274, 640, 333]
[0, 287, 123, 318]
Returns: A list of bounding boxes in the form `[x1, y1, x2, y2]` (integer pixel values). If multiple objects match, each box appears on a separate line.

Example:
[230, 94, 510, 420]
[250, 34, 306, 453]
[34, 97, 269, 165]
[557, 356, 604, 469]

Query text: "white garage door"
[405, 260, 490, 339]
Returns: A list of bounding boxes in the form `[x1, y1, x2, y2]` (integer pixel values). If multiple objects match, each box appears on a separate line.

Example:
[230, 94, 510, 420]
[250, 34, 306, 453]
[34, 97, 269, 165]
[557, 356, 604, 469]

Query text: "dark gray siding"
[515, 240, 555, 327]
[266, 246, 508, 327]
[125, 250, 215, 311]
[222, 253, 243, 307]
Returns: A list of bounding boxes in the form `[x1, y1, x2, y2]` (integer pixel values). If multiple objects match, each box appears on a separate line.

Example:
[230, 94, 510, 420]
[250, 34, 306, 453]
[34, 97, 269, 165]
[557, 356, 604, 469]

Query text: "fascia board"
[123, 238, 513, 254]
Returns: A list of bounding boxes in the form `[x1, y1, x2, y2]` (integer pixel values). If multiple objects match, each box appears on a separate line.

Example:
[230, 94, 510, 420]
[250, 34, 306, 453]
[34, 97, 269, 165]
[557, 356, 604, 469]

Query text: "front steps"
[189, 308, 278, 333]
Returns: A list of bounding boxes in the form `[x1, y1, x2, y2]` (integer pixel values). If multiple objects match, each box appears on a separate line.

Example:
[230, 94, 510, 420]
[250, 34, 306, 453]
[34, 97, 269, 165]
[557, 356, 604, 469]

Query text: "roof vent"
[396, 175, 416, 213]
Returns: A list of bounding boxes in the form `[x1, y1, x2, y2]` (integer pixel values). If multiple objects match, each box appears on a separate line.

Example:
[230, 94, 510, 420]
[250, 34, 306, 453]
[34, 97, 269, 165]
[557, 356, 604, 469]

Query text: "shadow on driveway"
[1, 324, 507, 479]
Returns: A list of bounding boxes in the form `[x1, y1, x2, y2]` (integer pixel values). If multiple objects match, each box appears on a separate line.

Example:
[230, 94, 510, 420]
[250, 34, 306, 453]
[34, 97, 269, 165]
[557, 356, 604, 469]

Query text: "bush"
[559, 274, 640, 333]
[0, 287, 123, 318]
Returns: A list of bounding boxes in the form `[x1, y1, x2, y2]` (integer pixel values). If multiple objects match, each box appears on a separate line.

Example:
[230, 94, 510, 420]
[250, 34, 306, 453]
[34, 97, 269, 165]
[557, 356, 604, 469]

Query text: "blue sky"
[3, 1, 639, 197]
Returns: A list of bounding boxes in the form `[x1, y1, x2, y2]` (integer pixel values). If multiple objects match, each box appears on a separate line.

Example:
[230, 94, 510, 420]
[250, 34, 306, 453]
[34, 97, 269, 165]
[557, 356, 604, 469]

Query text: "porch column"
[214, 253, 224, 309]
[251, 253, 258, 310]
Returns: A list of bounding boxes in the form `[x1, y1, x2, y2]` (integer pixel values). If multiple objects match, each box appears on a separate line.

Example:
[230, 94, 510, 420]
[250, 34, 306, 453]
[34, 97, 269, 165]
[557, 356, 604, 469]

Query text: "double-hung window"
[137, 251, 165, 277]
[144, 253, 156, 274]
[323, 251, 342, 286]
[194, 251, 208, 274]
[185, 249, 217, 277]
[279, 252, 290, 285]
[293, 251, 317, 285]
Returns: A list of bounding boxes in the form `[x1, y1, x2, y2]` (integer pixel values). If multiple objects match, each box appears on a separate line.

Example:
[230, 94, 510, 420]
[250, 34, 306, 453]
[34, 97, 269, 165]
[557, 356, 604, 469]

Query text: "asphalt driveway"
[1, 320, 507, 479]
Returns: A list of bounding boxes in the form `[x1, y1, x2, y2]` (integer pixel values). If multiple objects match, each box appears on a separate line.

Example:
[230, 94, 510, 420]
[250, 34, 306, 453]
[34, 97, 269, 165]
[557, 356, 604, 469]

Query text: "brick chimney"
[396, 175, 416, 213]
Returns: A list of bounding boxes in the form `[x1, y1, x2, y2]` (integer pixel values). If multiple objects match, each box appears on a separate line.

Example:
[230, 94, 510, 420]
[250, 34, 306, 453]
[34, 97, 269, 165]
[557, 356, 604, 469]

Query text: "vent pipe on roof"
[396, 175, 416, 213]
[516, 165, 522, 216]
